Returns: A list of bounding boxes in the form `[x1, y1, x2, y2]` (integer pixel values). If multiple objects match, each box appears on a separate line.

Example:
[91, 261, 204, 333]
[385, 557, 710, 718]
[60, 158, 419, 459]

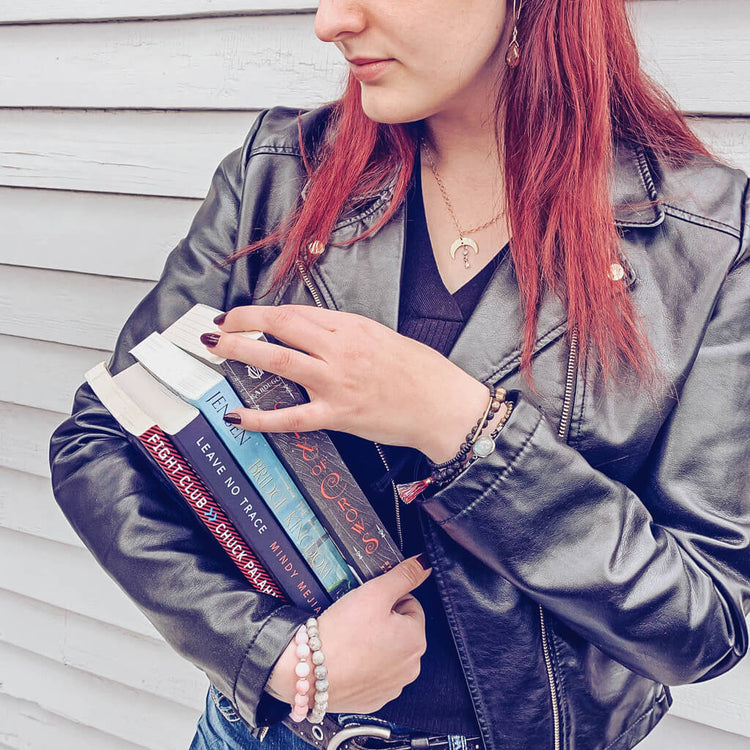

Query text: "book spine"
[192, 378, 359, 599]
[172, 416, 331, 615]
[135, 425, 285, 601]
[222, 357, 403, 579]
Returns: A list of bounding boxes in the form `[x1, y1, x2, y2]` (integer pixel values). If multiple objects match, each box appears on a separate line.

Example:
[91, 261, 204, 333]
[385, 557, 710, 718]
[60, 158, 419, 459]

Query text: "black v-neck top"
[328, 165, 506, 735]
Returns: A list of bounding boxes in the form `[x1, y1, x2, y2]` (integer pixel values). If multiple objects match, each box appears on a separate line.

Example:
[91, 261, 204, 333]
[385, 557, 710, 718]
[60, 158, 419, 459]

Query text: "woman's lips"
[347, 58, 393, 83]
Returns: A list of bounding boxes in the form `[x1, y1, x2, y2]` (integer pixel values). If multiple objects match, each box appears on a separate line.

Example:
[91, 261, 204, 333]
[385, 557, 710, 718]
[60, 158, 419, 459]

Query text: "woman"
[49, 1, 750, 749]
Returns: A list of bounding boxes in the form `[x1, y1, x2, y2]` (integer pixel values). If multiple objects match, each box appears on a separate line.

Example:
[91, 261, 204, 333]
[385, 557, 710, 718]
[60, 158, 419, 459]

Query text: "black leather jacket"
[49, 107, 750, 750]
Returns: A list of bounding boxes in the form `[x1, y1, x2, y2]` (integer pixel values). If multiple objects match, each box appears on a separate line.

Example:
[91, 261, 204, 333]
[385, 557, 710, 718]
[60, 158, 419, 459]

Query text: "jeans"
[189, 685, 474, 749]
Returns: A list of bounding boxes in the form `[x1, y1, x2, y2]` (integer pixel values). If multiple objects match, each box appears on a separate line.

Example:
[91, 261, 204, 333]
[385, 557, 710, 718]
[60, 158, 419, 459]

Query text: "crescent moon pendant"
[450, 236, 479, 260]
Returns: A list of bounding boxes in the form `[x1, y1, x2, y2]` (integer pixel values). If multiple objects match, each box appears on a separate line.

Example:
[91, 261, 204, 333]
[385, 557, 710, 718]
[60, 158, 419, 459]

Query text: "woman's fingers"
[205, 332, 326, 388]
[219, 305, 341, 352]
[223, 402, 324, 434]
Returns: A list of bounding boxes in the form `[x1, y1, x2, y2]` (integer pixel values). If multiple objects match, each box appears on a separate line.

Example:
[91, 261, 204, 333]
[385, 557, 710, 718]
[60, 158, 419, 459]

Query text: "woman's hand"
[205, 305, 489, 462]
[266, 555, 431, 713]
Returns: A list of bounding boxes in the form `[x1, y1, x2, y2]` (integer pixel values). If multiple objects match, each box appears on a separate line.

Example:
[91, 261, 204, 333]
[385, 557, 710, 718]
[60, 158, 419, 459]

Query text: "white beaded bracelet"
[306, 617, 328, 724]
[288, 617, 328, 725]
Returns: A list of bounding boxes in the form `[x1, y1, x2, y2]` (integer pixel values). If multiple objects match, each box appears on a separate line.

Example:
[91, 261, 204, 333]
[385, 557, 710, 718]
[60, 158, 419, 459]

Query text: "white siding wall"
[0, 1, 748, 748]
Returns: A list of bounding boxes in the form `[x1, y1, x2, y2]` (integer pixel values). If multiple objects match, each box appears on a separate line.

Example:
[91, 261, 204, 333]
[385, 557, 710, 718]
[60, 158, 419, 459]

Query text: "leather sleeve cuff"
[232, 604, 308, 728]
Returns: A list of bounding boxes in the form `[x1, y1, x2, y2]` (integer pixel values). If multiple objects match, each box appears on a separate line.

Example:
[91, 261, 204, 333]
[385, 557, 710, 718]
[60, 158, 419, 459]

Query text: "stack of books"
[87, 304, 403, 616]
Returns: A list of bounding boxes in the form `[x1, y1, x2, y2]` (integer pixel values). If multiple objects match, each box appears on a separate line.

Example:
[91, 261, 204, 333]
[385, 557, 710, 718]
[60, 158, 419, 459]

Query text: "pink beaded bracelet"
[289, 617, 328, 724]
[289, 624, 312, 723]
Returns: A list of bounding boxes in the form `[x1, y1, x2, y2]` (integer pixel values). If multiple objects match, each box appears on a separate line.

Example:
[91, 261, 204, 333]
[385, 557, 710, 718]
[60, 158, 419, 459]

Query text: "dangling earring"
[506, 0, 522, 68]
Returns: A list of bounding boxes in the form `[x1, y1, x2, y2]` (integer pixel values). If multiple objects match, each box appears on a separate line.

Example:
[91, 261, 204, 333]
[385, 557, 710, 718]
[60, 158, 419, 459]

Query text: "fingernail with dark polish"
[200, 332, 220, 348]
[213, 313, 226, 325]
[416, 553, 431, 570]
[223, 412, 242, 425]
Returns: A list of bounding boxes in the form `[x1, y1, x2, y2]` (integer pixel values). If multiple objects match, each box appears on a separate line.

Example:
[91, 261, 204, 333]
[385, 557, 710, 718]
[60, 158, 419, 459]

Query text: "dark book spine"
[222, 356, 403, 579]
[172, 414, 332, 615]
[135, 426, 285, 600]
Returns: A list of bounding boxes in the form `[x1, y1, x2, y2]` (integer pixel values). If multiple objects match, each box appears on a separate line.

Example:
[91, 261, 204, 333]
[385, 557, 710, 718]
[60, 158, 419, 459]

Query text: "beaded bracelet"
[429, 386, 506, 476]
[288, 618, 328, 725]
[396, 390, 513, 504]
[306, 617, 328, 725]
[430, 400, 515, 488]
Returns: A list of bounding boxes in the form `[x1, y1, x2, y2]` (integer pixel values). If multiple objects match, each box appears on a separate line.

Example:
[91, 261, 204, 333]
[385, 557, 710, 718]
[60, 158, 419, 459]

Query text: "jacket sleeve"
[49, 111, 308, 727]
[420, 186, 750, 687]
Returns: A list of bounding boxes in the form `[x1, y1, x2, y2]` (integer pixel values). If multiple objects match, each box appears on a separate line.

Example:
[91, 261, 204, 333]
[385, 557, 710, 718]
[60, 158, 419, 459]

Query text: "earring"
[506, 0, 522, 68]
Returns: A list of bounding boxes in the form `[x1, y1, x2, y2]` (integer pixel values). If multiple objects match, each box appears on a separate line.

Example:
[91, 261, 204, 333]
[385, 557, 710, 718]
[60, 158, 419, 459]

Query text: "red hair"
[235, 0, 709, 378]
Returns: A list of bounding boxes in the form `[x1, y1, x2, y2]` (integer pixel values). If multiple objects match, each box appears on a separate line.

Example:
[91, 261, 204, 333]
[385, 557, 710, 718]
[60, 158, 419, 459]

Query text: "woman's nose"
[315, 0, 367, 43]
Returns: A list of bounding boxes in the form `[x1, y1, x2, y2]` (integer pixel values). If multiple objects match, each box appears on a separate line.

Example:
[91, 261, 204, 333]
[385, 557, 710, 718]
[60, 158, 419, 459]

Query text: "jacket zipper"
[296, 261, 405, 553]
[540, 325, 579, 750]
[299, 261, 577, 745]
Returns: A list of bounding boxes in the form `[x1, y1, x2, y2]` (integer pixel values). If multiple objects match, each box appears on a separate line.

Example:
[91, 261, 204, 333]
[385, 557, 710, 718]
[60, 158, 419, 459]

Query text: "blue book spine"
[191, 378, 359, 599]
[172, 415, 331, 615]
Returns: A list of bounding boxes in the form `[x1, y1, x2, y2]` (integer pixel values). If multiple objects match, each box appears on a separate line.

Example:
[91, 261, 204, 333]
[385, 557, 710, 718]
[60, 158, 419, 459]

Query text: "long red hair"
[235, 0, 709, 378]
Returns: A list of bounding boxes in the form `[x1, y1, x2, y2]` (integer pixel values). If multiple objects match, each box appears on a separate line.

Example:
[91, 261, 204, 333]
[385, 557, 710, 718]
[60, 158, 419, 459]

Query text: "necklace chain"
[421, 141, 505, 236]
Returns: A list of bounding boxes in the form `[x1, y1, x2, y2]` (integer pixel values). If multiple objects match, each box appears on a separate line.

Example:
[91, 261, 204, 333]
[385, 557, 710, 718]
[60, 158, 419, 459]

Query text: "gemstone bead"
[311, 650, 325, 665]
[308, 636, 322, 652]
[294, 627, 309, 645]
[295, 661, 311, 678]
[473, 435, 496, 458]
[290, 710, 307, 724]
[295, 679, 310, 695]
[506, 40, 521, 68]
[306, 618, 317, 630]
[314, 665, 328, 680]
[295, 643, 310, 659]
[294, 693, 309, 708]
[314, 690, 329, 704]
[315, 679, 329, 692]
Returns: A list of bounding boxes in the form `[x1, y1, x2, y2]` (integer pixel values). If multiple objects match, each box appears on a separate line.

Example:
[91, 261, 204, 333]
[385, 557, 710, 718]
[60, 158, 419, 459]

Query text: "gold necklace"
[422, 141, 505, 269]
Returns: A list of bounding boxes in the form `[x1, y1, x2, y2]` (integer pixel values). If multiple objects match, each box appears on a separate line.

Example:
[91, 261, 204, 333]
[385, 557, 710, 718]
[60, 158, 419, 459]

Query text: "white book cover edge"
[162, 303, 262, 365]
[131, 331, 223, 400]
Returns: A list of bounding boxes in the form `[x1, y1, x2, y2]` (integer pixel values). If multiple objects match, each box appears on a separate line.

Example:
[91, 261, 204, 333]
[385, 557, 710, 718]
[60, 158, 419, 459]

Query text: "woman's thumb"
[367, 554, 431, 603]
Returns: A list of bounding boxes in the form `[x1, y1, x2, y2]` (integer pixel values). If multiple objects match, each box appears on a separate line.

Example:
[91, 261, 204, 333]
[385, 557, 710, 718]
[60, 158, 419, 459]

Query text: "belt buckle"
[326, 723, 393, 750]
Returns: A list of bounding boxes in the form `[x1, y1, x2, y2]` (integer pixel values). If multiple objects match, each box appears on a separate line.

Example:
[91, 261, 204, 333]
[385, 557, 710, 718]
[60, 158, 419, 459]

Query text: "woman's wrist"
[265, 637, 299, 704]
[419, 376, 491, 463]
[266, 618, 329, 724]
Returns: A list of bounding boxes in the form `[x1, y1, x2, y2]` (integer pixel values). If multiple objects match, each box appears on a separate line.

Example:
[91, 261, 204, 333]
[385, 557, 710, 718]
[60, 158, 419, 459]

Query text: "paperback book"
[130, 332, 359, 599]
[85, 362, 302, 605]
[162, 303, 403, 580]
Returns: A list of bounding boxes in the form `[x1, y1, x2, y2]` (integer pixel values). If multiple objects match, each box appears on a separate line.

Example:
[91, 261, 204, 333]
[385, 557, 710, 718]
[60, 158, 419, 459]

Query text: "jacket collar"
[612, 142, 665, 229]
[306, 141, 662, 384]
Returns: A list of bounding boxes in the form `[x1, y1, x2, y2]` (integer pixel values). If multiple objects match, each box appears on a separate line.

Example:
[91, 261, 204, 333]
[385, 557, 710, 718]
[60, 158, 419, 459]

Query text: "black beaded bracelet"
[430, 400, 515, 488]
[427, 386, 506, 472]
[396, 389, 513, 504]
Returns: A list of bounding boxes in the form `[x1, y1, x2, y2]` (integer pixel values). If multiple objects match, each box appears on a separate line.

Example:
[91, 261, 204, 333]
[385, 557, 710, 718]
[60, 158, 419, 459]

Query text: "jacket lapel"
[303, 141, 661, 385]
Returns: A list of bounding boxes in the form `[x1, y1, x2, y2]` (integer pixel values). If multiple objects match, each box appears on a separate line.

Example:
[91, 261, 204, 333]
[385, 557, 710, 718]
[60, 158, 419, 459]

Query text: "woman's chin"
[359, 89, 433, 126]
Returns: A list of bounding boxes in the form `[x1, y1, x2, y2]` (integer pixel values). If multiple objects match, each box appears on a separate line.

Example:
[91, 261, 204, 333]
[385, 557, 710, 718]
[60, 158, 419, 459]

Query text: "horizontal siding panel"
[0, 265, 153, 351]
[0, 526, 159, 638]
[689, 118, 750, 175]
[0, 467, 84, 548]
[0, 109, 256, 198]
[639, 714, 750, 750]
[0, 642, 200, 750]
[631, 0, 750, 115]
[0, 402, 63, 479]
[0, 113, 747, 216]
[670, 660, 750, 738]
[0, 336, 108, 413]
[0, 693, 148, 750]
[0, 590, 206, 710]
[0, 188, 199, 279]
[0, 6, 746, 114]
[0, 16, 343, 110]
[0, 1, 314, 23]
